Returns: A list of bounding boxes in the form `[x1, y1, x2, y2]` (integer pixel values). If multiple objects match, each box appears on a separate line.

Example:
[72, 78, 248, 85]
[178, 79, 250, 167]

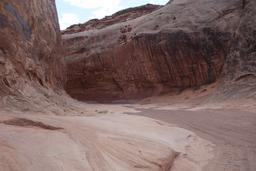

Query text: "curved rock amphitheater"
[0, 0, 256, 171]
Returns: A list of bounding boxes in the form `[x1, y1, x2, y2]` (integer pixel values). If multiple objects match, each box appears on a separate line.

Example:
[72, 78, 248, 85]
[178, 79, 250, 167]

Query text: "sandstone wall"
[65, 30, 229, 101]
[63, 0, 242, 101]
[0, 0, 64, 99]
[214, 0, 256, 100]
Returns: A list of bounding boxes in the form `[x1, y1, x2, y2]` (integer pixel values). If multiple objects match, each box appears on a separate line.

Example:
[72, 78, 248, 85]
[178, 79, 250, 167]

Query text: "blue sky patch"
[56, 0, 168, 30]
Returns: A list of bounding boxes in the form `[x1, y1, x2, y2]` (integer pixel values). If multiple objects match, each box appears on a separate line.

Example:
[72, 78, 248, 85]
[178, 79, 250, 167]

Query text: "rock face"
[62, 0, 246, 101]
[214, 0, 256, 100]
[64, 31, 229, 101]
[0, 0, 64, 101]
[0, 111, 214, 171]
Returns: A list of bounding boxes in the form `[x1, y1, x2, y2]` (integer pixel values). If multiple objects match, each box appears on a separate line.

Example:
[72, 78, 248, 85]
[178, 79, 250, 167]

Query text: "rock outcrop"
[0, 0, 64, 103]
[213, 0, 256, 100]
[63, 0, 249, 101]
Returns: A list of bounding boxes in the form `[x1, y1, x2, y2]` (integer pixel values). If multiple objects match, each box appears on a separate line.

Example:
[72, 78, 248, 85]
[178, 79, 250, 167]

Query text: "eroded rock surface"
[213, 0, 256, 100]
[62, 0, 250, 101]
[0, 0, 64, 104]
[0, 112, 214, 171]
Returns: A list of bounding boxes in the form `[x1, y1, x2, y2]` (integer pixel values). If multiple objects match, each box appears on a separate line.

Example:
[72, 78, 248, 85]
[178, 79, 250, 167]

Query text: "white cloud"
[150, 0, 169, 5]
[58, 0, 169, 28]
[62, 0, 123, 19]
[63, 0, 121, 9]
[59, 13, 81, 30]
[92, 4, 123, 19]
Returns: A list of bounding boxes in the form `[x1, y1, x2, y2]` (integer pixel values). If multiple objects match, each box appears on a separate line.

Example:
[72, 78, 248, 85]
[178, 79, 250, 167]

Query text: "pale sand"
[130, 108, 256, 171]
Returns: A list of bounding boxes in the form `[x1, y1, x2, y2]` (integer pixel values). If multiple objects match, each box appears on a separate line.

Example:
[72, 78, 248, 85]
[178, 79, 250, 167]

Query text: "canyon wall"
[64, 30, 229, 101]
[0, 0, 65, 106]
[2, 0, 254, 103]
[0, 2, 215, 171]
[62, 0, 244, 101]
[214, 0, 256, 100]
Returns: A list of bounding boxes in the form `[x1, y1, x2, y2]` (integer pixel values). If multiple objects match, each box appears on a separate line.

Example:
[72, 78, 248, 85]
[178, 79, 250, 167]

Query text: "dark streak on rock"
[1, 118, 63, 131]
[4, 3, 32, 40]
[0, 14, 8, 28]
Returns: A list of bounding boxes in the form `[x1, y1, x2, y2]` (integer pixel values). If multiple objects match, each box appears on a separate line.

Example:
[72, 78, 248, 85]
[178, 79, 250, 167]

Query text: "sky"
[56, 0, 169, 30]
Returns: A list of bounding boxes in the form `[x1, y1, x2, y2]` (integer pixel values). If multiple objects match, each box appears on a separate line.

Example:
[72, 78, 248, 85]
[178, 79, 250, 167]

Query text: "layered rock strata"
[0, 0, 64, 100]
[63, 0, 245, 101]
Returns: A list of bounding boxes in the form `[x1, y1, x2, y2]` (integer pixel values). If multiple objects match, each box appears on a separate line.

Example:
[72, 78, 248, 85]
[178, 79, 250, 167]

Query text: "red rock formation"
[62, 0, 241, 101]
[65, 30, 229, 101]
[212, 0, 256, 100]
[0, 0, 64, 99]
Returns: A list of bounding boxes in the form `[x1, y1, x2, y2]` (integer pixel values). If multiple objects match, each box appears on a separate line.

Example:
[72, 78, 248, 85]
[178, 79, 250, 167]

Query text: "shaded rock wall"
[63, 0, 242, 101]
[65, 30, 229, 101]
[0, 0, 64, 99]
[213, 0, 256, 100]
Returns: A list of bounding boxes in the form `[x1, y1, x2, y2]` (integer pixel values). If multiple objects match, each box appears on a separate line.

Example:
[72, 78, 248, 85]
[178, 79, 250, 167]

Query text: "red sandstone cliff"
[62, 0, 255, 101]
[0, 0, 65, 108]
